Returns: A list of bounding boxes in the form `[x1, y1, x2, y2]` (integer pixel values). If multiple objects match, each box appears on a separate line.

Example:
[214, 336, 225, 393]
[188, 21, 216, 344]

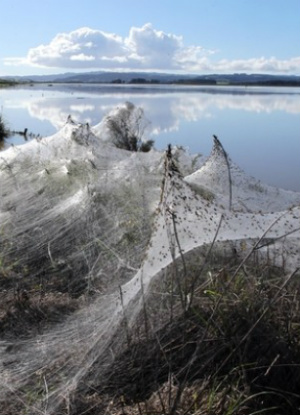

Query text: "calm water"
[1, 83, 300, 191]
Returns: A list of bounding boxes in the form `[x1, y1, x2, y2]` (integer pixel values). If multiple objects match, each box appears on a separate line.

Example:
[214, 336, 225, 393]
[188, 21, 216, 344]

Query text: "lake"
[1, 83, 300, 191]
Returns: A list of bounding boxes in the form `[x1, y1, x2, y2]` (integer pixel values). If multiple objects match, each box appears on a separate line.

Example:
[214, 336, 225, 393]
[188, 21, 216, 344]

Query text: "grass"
[1, 229, 300, 414]
[68, 250, 300, 415]
[0, 142, 299, 414]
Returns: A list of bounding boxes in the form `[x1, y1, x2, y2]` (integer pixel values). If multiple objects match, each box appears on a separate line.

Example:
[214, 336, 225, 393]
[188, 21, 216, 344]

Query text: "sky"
[0, 0, 299, 77]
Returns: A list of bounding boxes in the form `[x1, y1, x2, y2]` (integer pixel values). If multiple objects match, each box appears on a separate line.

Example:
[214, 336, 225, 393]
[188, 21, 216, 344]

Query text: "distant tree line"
[0, 79, 17, 87]
[111, 78, 160, 84]
[251, 79, 300, 86]
[3, 76, 299, 87]
[174, 78, 217, 85]
[110, 78, 300, 86]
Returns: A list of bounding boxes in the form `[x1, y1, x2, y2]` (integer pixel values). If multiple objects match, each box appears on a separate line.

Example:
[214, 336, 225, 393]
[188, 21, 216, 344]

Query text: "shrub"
[106, 101, 154, 152]
[0, 114, 10, 141]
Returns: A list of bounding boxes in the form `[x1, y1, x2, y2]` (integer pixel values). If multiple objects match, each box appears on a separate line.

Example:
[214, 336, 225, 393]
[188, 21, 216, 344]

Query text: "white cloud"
[3, 57, 28, 66]
[3, 24, 300, 74]
[70, 54, 95, 62]
[211, 56, 300, 74]
[125, 23, 182, 69]
[24, 26, 128, 69]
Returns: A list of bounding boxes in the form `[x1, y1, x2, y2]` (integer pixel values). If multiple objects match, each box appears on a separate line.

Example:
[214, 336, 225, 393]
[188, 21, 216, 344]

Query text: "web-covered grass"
[0, 106, 300, 414]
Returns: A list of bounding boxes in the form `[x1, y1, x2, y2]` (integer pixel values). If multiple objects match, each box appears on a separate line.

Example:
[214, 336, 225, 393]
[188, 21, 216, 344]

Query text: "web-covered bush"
[0, 114, 10, 141]
[105, 101, 154, 152]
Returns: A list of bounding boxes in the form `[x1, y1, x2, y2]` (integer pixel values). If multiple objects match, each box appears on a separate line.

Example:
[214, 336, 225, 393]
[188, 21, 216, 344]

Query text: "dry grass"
[1, 244, 300, 414]
[1, 234, 300, 415]
[75, 260, 300, 415]
[0, 290, 80, 340]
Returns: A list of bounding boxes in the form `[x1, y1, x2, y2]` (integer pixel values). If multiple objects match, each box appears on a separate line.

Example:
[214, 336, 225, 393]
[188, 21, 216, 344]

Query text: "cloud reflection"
[1, 86, 299, 149]
[7, 88, 299, 137]
[1, 86, 299, 191]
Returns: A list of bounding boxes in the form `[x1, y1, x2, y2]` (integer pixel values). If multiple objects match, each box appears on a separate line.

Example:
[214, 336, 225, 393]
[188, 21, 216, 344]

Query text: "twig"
[119, 285, 131, 347]
[254, 227, 300, 250]
[213, 135, 232, 210]
[43, 375, 49, 414]
[231, 210, 291, 280]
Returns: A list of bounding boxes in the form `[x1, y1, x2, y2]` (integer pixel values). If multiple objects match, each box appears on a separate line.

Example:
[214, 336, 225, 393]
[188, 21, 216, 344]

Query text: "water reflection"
[0, 85, 299, 191]
[2, 85, 300, 131]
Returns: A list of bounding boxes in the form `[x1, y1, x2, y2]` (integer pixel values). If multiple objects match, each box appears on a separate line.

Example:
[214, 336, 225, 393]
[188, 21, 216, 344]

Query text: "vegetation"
[0, 79, 15, 87]
[1, 237, 300, 414]
[129, 77, 160, 84]
[0, 114, 10, 142]
[76, 254, 300, 415]
[106, 101, 154, 152]
[0, 114, 299, 414]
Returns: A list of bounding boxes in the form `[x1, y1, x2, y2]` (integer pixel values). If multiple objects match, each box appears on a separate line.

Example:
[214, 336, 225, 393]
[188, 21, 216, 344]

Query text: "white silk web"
[1, 108, 300, 414]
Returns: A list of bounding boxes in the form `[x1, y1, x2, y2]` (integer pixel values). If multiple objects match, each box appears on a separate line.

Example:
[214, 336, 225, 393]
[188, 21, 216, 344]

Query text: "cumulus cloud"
[25, 26, 127, 69]
[3, 24, 300, 74]
[125, 23, 183, 68]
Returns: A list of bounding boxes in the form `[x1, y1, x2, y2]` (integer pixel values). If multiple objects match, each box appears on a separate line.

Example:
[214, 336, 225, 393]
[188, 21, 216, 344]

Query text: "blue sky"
[1, 0, 299, 76]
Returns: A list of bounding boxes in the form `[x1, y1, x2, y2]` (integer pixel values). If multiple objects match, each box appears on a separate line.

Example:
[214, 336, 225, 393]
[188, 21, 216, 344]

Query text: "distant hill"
[2, 71, 300, 86]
